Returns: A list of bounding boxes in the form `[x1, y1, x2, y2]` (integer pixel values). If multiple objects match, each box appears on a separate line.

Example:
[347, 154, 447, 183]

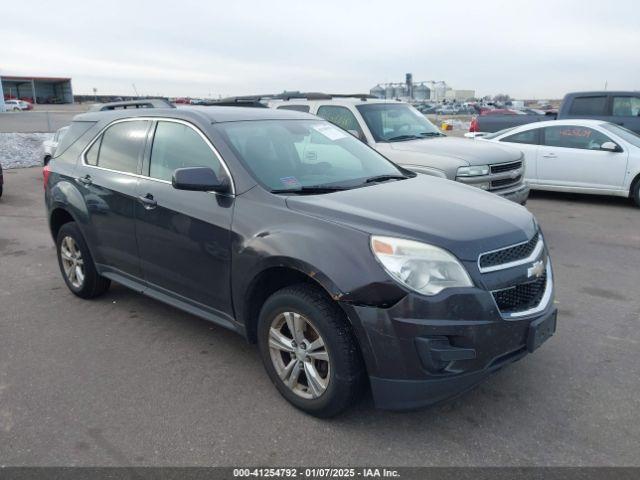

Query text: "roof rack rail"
[88, 98, 175, 111]
[214, 92, 378, 106]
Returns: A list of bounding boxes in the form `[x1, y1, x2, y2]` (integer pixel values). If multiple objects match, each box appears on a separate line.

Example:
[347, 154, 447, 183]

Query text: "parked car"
[4, 99, 33, 111]
[471, 91, 640, 134]
[475, 119, 640, 206]
[268, 96, 529, 204]
[44, 106, 556, 416]
[43, 126, 70, 165]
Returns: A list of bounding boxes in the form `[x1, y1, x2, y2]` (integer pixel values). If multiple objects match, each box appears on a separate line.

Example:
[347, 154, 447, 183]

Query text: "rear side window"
[88, 120, 149, 173]
[317, 106, 362, 135]
[568, 96, 608, 116]
[149, 121, 222, 182]
[612, 96, 640, 117]
[277, 105, 310, 113]
[542, 126, 611, 150]
[501, 129, 539, 145]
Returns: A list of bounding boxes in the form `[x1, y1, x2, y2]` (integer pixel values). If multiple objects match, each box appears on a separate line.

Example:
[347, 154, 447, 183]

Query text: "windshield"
[601, 123, 640, 149]
[214, 119, 407, 192]
[356, 103, 443, 142]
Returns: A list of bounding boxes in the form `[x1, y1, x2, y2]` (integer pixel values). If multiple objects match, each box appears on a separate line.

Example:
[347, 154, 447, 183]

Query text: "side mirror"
[600, 141, 621, 152]
[172, 167, 230, 193]
[347, 129, 366, 142]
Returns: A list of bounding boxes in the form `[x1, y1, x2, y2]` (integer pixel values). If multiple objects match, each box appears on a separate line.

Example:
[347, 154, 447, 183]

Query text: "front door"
[134, 120, 234, 316]
[537, 125, 628, 190]
[77, 119, 151, 279]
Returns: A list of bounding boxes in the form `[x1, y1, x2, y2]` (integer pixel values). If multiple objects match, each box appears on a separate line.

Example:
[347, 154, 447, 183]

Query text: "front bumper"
[497, 183, 530, 204]
[341, 287, 556, 411]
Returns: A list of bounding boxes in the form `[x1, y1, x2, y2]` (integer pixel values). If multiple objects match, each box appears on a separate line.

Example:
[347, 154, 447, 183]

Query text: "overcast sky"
[2, 0, 638, 99]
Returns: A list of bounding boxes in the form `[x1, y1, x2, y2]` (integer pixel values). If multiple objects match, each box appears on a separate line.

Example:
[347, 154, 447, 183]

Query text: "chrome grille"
[491, 161, 523, 174]
[479, 232, 540, 271]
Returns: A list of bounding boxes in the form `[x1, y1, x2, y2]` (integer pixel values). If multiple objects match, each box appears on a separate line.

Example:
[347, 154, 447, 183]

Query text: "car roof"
[506, 119, 609, 132]
[270, 98, 403, 107]
[74, 105, 318, 124]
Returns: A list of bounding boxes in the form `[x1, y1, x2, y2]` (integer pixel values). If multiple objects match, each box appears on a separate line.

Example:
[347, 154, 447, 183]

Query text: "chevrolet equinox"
[44, 106, 557, 417]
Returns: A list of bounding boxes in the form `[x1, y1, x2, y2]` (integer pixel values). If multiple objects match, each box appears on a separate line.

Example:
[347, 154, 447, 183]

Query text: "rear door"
[610, 95, 640, 134]
[77, 119, 150, 279]
[537, 125, 628, 190]
[134, 119, 234, 316]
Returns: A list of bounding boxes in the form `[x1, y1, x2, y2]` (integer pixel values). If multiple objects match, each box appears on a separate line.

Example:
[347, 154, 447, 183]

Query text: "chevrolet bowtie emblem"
[527, 260, 545, 279]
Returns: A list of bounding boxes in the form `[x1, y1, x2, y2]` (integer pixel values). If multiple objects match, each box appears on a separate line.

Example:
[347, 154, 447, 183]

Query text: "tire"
[633, 181, 640, 208]
[0, 185, 3, 198]
[56, 222, 110, 299]
[257, 284, 365, 417]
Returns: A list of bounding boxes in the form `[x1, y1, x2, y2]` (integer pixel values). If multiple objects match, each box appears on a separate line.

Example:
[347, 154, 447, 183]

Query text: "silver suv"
[268, 96, 529, 204]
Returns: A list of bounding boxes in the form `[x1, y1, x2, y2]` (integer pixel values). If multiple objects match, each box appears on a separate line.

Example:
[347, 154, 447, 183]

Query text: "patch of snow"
[0, 133, 53, 169]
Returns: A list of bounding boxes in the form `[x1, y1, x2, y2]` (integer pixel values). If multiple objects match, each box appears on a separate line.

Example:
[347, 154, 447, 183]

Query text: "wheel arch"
[240, 260, 345, 344]
[629, 171, 640, 199]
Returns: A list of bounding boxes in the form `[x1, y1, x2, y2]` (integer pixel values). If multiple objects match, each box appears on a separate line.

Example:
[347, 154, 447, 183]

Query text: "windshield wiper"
[364, 174, 409, 184]
[270, 184, 351, 194]
[385, 134, 423, 142]
[419, 131, 445, 137]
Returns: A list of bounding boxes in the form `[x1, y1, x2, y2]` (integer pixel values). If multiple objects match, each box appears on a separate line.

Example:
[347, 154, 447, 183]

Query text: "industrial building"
[0, 75, 74, 105]
[370, 74, 474, 103]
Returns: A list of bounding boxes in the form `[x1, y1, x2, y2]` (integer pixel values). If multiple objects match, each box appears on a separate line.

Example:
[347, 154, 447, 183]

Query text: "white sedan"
[476, 119, 640, 207]
[42, 126, 69, 165]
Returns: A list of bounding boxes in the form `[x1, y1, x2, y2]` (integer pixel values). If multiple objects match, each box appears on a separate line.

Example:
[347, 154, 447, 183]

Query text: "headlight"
[370, 236, 473, 295]
[457, 165, 489, 177]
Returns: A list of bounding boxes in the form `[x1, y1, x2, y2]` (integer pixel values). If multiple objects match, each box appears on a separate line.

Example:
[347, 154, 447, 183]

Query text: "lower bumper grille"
[492, 271, 547, 314]
[491, 175, 522, 189]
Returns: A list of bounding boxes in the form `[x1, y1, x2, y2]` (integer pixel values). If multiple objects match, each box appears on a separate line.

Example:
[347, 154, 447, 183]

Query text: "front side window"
[149, 121, 223, 182]
[568, 96, 608, 116]
[89, 120, 149, 173]
[356, 103, 442, 142]
[542, 126, 612, 150]
[215, 120, 406, 191]
[501, 128, 540, 145]
[317, 106, 362, 135]
[612, 96, 640, 117]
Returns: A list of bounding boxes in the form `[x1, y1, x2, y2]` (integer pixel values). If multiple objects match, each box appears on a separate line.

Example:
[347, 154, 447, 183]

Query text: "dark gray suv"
[44, 106, 557, 417]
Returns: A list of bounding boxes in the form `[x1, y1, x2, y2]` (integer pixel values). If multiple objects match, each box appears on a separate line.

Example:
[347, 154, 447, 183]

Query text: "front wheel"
[257, 284, 365, 417]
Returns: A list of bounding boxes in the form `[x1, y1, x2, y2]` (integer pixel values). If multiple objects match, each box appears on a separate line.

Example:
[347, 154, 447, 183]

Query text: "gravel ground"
[0, 133, 52, 169]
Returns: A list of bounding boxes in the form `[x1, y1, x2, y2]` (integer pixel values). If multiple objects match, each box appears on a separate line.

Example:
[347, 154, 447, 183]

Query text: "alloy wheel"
[268, 311, 330, 399]
[60, 236, 85, 289]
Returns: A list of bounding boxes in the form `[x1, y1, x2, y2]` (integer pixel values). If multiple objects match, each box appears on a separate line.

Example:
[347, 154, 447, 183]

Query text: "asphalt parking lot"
[1, 167, 639, 467]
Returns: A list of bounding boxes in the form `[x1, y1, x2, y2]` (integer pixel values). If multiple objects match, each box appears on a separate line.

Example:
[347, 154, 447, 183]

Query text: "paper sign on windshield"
[313, 124, 348, 141]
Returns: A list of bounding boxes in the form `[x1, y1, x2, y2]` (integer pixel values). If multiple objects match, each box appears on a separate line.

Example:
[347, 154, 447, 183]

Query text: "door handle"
[77, 174, 92, 186]
[542, 153, 557, 158]
[138, 193, 157, 210]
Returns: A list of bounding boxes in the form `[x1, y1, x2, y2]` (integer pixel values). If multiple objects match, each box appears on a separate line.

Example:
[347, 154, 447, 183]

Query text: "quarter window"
[149, 121, 222, 182]
[542, 126, 612, 150]
[568, 96, 608, 116]
[501, 129, 539, 145]
[90, 120, 149, 173]
[317, 106, 363, 136]
[612, 97, 640, 117]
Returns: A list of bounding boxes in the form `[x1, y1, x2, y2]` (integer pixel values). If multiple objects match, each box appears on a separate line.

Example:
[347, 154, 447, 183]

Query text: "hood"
[286, 175, 535, 261]
[387, 136, 522, 166]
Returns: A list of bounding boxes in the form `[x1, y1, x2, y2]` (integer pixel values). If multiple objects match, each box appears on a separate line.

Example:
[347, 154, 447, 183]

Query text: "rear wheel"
[56, 222, 110, 298]
[633, 181, 640, 208]
[257, 284, 365, 417]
